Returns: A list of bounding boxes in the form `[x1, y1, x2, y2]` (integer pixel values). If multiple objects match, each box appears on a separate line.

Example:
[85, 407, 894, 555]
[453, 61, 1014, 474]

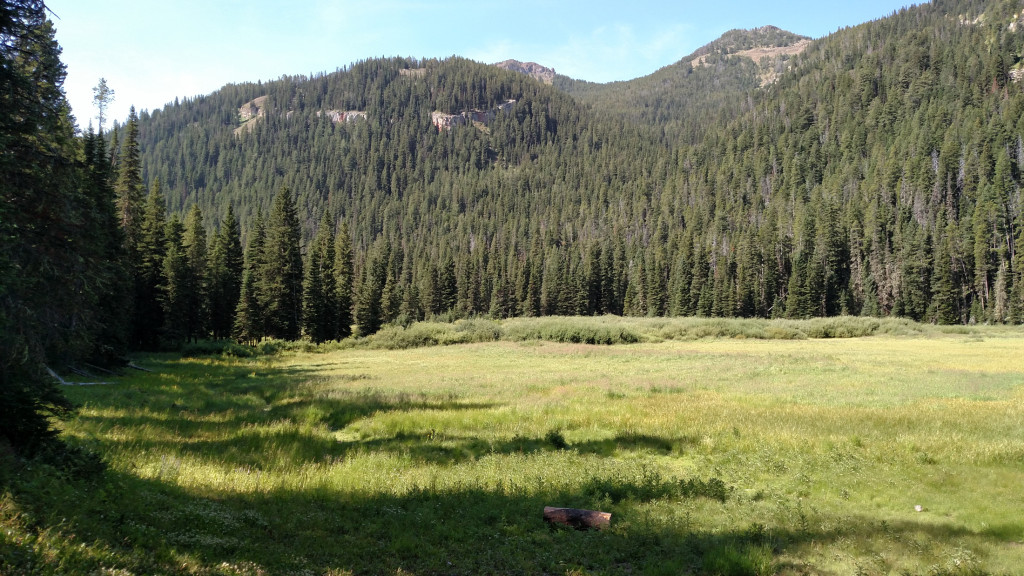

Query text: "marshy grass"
[2, 317, 1023, 574]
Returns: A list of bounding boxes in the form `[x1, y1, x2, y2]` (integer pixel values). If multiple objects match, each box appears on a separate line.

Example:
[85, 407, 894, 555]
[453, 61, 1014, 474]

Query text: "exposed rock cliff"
[432, 100, 516, 131]
[319, 110, 368, 123]
[238, 95, 268, 121]
[493, 60, 556, 84]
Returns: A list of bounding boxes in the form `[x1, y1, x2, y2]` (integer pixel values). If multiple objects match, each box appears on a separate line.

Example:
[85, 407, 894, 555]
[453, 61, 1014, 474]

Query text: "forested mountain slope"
[132, 0, 1024, 325]
[556, 26, 811, 144]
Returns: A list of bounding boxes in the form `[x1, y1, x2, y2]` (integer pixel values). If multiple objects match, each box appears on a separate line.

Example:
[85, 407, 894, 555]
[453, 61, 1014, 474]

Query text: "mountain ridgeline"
[130, 0, 1024, 330]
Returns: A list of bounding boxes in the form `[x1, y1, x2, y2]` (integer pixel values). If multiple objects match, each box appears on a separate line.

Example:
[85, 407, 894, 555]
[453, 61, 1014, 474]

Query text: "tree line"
[112, 108, 363, 348]
[130, 0, 1024, 328]
[4, 0, 1024, 455]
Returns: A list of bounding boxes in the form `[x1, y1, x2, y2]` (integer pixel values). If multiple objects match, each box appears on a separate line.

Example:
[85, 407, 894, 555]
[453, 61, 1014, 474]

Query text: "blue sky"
[48, 0, 917, 130]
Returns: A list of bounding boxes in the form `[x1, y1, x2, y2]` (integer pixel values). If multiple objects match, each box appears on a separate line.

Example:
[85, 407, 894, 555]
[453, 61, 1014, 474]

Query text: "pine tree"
[356, 240, 387, 336]
[81, 127, 131, 365]
[930, 222, 959, 325]
[115, 106, 145, 261]
[334, 221, 354, 339]
[435, 254, 457, 315]
[0, 3, 93, 452]
[261, 187, 304, 340]
[303, 211, 338, 343]
[161, 216, 189, 345]
[1010, 230, 1024, 324]
[208, 206, 244, 340]
[134, 180, 168, 349]
[233, 212, 265, 344]
[182, 204, 209, 342]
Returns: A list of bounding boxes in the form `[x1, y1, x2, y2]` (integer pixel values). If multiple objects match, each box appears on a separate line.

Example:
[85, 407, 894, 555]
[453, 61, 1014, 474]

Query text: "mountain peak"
[493, 60, 556, 85]
[689, 26, 811, 86]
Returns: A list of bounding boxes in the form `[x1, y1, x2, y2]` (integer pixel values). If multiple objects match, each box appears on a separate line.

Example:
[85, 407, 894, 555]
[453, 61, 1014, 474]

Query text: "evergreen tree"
[115, 106, 145, 260]
[134, 180, 168, 349]
[81, 127, 131, 365]
[208, 206, 244, 340]
[334, 221, 354, 339]
[233, 212, 267, 344]
[356, 240, 387, 336]
[261, 187, 304, 340]
[303, 211, 338, 343]
[0, 2, 95, 452]
[930, 222, 960, 325]
[182, 204, 209, 342]
[161, 216, 189, 345]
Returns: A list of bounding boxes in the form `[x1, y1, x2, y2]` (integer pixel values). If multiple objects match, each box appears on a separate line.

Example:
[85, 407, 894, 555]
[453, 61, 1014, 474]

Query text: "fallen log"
[127, 362, 153, 373]
[69, 366, 95, 378]
[45, 366, 68, 386]
[83, 362, 118, 376]
[45, 366, 112, 386]
[543, 506, 611, 530]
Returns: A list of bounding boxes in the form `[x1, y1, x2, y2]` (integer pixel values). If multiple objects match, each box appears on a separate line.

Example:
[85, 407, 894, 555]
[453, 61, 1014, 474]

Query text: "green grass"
[3, 317, 1024, 575]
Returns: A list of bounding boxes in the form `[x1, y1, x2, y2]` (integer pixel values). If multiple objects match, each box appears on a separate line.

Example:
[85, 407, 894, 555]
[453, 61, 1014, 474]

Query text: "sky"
[47, 0, 918, 130]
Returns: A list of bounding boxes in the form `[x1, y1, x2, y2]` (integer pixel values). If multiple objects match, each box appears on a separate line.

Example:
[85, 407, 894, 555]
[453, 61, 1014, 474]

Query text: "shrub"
[180, 340, 236, 357]
[502, 317, 641, 345]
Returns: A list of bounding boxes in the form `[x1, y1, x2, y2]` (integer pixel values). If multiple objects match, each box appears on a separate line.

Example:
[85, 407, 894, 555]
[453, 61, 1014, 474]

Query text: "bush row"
[178, 315, 978, 356]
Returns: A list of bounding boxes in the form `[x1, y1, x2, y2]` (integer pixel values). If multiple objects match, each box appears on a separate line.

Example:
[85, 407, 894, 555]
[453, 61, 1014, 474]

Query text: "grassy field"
[2, 317, 1023, 575]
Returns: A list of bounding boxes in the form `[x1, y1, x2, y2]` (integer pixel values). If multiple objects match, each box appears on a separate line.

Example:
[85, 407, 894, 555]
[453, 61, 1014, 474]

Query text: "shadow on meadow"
[73, 356, 700, 471]
[71, 357, 499, 470]
[329, 431, 701, 467]
[16, 355, 1011, 574]
[5, 454, 1012, 576]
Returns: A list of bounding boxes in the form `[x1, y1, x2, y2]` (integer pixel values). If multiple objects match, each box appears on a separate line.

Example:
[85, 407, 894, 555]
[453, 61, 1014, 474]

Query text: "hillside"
[130, 0, 1024, 326]
[555, 26, 811, 143]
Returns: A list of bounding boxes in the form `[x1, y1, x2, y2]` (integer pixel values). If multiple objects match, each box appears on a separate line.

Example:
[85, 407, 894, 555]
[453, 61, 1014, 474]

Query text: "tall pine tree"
[261, 187, 304, 340]
[182, 204, 209, 342]
[334, 221, 354, 339]
[208, 206, 244, 340]
[134, 180, 168, 349]
[233, 211, 267, 344]
[0, 2, 105, 452]
[303, 211, 338, 343]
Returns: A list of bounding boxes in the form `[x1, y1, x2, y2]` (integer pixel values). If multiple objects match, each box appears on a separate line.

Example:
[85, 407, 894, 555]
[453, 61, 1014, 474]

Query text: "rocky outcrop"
[235, 96, 270, 135]
[400, 68, 426, 78]
[319, 110, 368, 123]
[494, 60, 556, 84]
[431, 110, 467, 131]
[235, 97, 368, 136]
[688, 27, 811, 87]
[432, 100, 516, 131]
[239, 95, 268, 121]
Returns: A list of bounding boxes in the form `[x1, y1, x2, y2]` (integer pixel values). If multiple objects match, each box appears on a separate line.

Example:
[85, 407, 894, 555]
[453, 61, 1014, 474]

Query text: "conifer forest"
[3, 0, 1024, 472]
[5, 1, 1024, 573]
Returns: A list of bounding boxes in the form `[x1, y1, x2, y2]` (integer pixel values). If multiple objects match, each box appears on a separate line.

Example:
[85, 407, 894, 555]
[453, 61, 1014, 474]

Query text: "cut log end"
[543, 506, 611, 530]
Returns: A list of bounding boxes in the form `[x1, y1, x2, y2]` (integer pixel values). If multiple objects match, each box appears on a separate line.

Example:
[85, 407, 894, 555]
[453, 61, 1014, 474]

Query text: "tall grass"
[3, 319, 1022, 575]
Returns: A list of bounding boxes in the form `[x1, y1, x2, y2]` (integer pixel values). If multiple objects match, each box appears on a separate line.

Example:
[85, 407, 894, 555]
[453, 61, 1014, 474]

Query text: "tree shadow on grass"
[68, 355, 500, 470]
[5, 456, 1017, 576]
[330, 431, 702, 467]
[26, 355, 1017, 574]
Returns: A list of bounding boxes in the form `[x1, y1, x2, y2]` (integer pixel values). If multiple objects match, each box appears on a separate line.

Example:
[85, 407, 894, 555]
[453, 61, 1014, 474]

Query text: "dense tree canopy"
[124, 0, 1024, 330]
[5, 1, 1024, 457]
[0, 0, 127, 452]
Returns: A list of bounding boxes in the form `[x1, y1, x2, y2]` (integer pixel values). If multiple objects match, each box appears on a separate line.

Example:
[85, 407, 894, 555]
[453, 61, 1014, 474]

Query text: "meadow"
[2, 317, 1023, 575]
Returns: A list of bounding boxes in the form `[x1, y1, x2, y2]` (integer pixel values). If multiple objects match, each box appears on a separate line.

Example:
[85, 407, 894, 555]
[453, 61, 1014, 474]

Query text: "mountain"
[129, 0, 1024, 325]
[493, 60, 556, 84]
[555, 26, 811, 143]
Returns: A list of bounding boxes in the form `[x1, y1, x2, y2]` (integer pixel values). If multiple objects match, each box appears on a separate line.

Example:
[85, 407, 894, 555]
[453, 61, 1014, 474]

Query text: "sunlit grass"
[3, 317, 1023, 575]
